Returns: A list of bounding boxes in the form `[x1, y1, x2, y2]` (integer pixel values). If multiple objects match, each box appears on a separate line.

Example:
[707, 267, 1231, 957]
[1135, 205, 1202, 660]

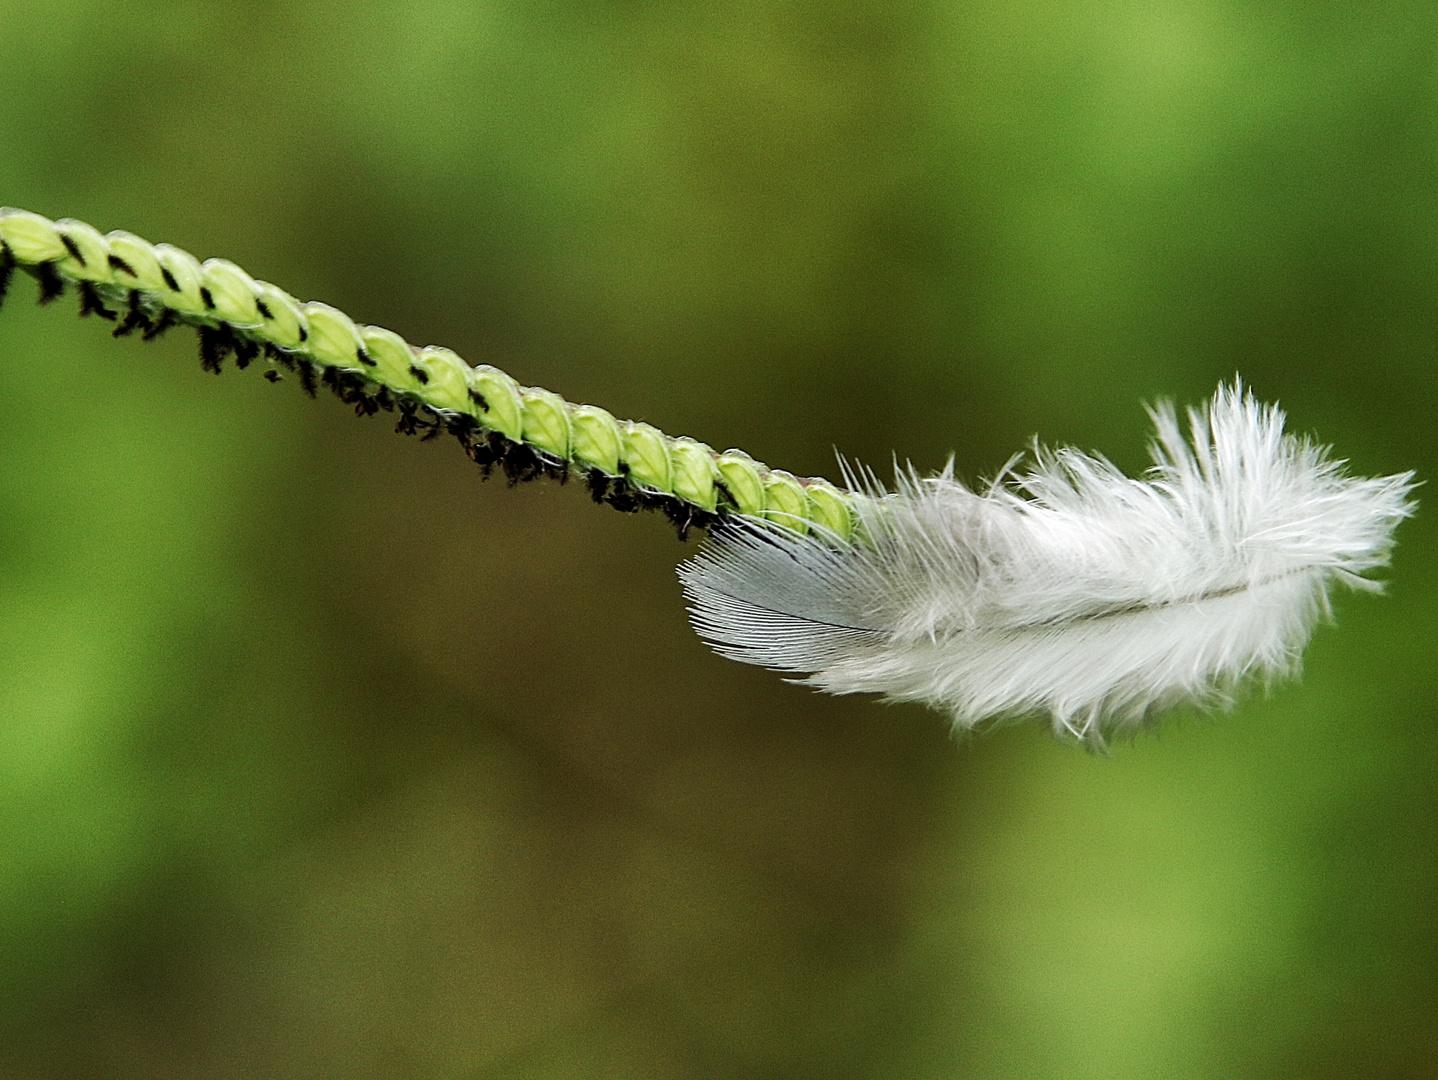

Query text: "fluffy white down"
[679, 383, 1416, 743]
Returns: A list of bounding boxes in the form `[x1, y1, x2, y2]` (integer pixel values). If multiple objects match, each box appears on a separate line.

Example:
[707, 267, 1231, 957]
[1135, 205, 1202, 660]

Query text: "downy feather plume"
[679, 383, 1416, 744]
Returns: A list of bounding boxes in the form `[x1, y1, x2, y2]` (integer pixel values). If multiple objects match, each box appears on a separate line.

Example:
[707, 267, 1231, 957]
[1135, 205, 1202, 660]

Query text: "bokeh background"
[0, 1, 1434, 1076]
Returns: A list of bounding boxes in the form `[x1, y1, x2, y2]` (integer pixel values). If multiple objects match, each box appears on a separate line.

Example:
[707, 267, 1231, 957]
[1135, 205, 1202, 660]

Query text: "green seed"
[360, 325, 422, 393]
[466, 365, 523, 441]
[669, 439, 718, 512]
[0, 209, 67, 264]
[54, 219, 111, 282]
[520, 388, 572, 458]
[571, 405, 622, 473]
[715, 451, 766, 516]
[201, 259, 261, 327]
[301, 302, 367, 371]
[622, 422, 671, 490]
[803, 480, 852, 541]
[762, 470, 808, 533]
[252, 282, 308, 350]
[412, 347, 471, 412]
[153, 244, 208, 316]
[105, 231, 168, 293]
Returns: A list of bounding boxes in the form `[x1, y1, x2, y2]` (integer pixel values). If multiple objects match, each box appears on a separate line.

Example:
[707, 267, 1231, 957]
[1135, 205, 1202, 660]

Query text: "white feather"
[679, 382, 1416, 743]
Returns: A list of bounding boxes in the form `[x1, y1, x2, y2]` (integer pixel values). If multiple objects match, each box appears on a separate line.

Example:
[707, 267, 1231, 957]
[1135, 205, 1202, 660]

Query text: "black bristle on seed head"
[78, 281, 117, 321]
[464, 430, 507, 475]
[395, 401, 423, 437]
[317, 365, 381, 416]
[317, 367, 381, 415]
[141, 307, 176, 341]
[0, 244, 14, 310]
[659, 498, 717, 542]
[602, 475, 642, 514]
[445, 413, 479, 444]
[58, 232, 85, 265]
[34, 263, 64, 305]
[465, 441, 497, 473]
[199, 324, 235, 374]
[586, 468, 611, 503]
[500, 441, 546, 485]
[233, 335, 259, 370]
[107, 253, 136, 277]
[295, 358, 318, 397]
[277, 375, 714, 534]
[113, 290, 151, 337]
[541, 451, 571, 483]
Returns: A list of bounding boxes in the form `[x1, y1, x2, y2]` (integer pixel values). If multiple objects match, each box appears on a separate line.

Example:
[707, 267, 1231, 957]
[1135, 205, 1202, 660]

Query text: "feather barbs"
[679, 383, 1416, 745]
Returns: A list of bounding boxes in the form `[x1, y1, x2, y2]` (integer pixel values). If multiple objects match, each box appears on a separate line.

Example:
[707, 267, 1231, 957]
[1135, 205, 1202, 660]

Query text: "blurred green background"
[0, 0, 1434, 1076]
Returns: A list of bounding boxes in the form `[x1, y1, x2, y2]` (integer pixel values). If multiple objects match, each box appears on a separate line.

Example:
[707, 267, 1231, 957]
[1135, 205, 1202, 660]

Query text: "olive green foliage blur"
[0, 1, 1434, 1077]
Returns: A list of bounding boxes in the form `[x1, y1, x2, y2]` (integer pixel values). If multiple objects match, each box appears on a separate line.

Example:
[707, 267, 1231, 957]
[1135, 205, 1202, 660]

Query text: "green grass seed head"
[0, 207, 868, 544]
